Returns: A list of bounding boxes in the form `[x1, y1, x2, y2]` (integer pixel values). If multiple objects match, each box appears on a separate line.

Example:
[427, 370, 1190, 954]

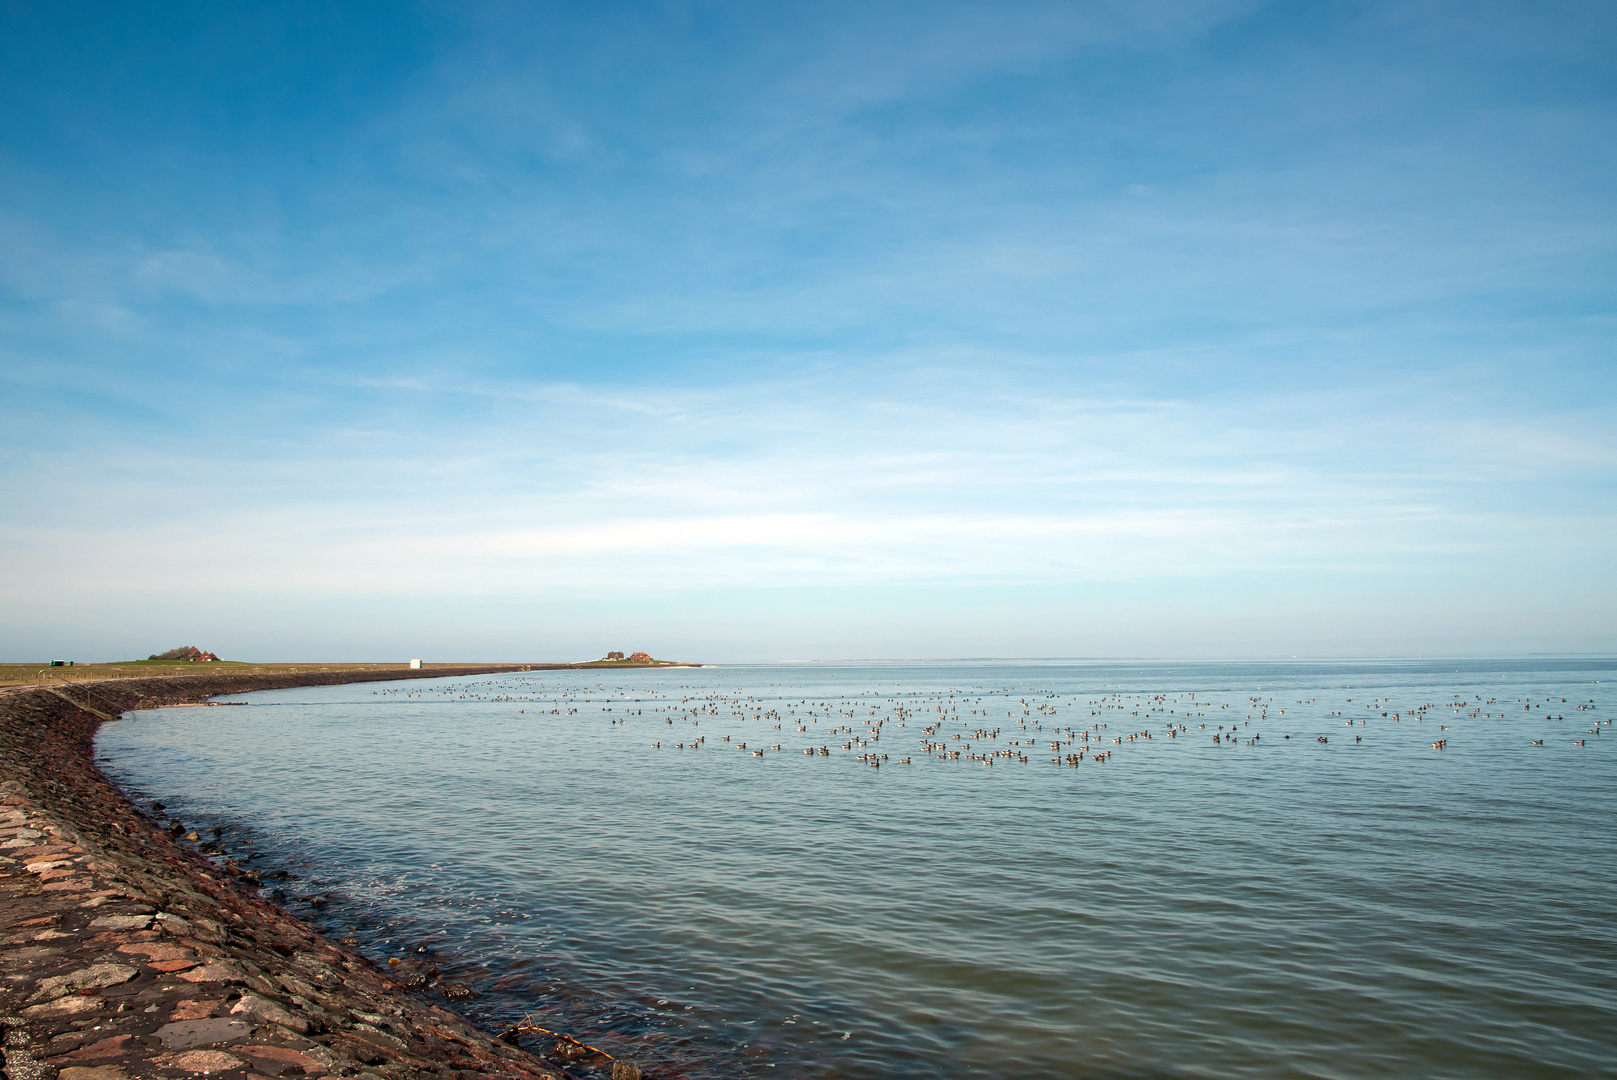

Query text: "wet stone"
[170, 998, 224, 1021]
[230, 992, 309, 1034]
[3, 1047, 52, 1080]
[2, 946, 62, 965]
[347, 1025, 408, 1053]
[47, 1033, 137, 1062]
[21, 994, 102, 1018]
[154, 1016, 254, 1049]
[177, 960, 248, 984]
[57, 1067, 128, 1080]
[152, 1048, 245, 1073]
[117, 942, 193, 962]
[151, 957, 199, 972]
[34, 962, 140, 996]
[551, 1041, 589, 1062]
[238, 1044, 330, 1076]
[24, 859, 74, 873]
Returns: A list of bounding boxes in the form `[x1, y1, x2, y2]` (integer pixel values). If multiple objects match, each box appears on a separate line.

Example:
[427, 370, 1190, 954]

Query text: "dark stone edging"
[0, 669, 649, 1080]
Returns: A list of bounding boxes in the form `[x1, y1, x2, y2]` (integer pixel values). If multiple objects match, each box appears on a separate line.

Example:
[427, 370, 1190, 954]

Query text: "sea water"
[96, 659, 1617, 1079]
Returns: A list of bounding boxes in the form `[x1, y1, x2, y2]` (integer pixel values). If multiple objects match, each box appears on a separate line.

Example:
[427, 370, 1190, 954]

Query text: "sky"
[2, 0, 1614, 663]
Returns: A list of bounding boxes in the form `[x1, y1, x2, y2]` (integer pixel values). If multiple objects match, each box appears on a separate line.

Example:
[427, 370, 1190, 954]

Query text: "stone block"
[154, 1017, 253, 1050]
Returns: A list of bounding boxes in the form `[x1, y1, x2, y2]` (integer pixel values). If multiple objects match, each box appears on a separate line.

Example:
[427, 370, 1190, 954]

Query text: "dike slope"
[0, 671, 649, 1080]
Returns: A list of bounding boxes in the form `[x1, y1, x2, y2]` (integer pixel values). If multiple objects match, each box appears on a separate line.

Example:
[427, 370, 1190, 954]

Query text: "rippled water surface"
[97, 660, 1617, 1079]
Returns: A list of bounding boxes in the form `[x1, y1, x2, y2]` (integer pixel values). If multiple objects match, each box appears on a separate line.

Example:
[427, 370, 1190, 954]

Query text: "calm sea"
[96, 659, 1617, 1079]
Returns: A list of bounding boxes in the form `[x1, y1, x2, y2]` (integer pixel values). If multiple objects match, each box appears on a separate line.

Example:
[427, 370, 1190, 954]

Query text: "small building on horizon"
[409, 658, 422, 669]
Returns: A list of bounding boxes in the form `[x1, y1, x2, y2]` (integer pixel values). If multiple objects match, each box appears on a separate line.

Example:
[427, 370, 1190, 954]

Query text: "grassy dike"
[0, 668, 656, 1080]
[0, 660, 697, 691]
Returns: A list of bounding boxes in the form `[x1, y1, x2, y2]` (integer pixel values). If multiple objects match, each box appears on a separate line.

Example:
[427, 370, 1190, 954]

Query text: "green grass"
[0, 658, 696, 688]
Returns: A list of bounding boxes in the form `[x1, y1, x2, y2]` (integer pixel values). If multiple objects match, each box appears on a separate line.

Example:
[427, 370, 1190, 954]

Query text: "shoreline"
[0, 668, 656, 1080]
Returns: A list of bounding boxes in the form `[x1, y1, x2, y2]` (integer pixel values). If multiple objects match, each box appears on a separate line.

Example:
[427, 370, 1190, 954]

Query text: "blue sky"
[2, 0, 1613, 662]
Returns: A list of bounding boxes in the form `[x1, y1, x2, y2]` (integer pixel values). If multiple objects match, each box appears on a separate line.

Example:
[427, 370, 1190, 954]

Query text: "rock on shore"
[0, 673, 647, 1080]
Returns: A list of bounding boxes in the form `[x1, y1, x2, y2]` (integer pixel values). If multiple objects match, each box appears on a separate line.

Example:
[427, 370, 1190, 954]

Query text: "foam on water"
[97, 659, 1617, 1079]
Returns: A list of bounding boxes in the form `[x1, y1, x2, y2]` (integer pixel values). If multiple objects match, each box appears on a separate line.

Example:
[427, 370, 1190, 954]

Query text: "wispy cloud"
[1, 1, 1613, 658]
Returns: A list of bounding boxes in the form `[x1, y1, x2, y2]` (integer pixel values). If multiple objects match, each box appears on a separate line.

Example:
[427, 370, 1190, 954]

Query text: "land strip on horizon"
[0, 659, 700, 690]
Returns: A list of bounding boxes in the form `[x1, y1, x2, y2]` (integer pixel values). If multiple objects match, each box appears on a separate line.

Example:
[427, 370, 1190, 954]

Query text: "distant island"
[594, 651, 683, 666]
